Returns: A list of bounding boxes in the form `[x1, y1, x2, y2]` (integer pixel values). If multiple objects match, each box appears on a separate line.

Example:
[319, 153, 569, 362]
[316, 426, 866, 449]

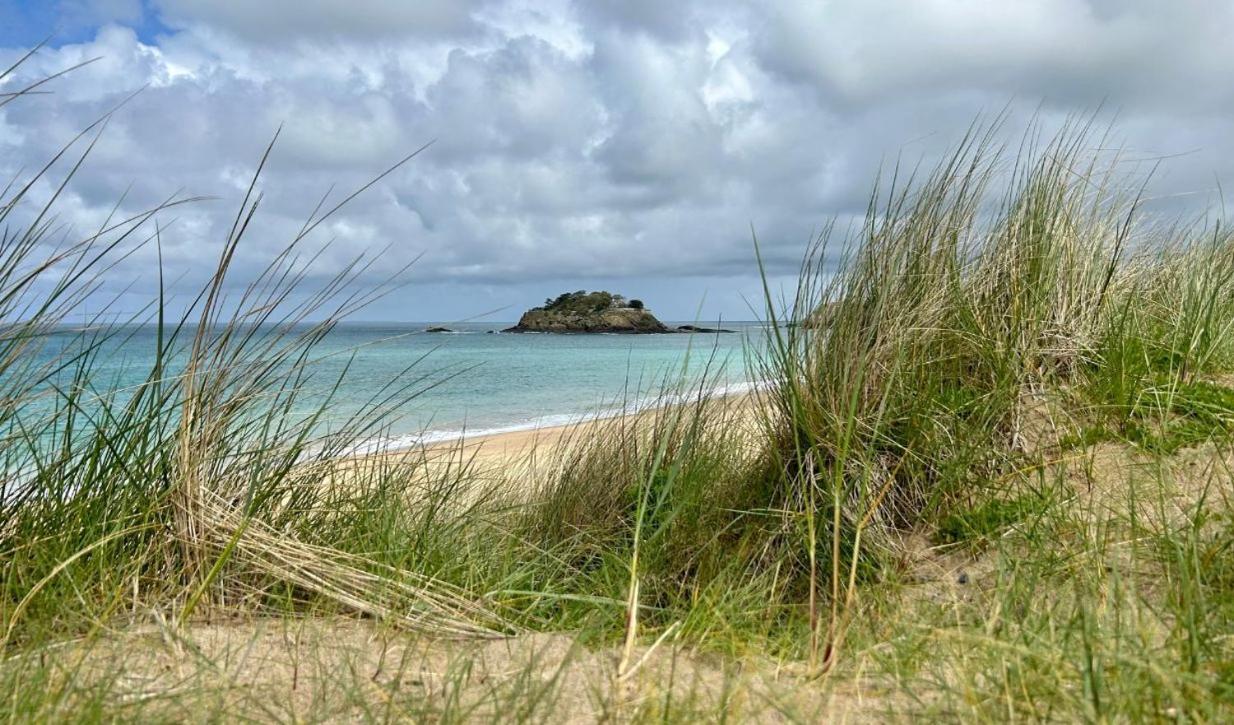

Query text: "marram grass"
[1, 54, 1233, 721]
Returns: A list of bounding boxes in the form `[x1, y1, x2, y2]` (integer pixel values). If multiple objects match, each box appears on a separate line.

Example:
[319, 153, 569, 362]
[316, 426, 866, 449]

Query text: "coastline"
[347, 379, 768, 469]
[343, 378, 768, 462]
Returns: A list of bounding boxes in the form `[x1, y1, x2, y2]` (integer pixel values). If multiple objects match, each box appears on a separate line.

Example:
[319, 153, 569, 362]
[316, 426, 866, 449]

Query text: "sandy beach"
[362, 390, 763, 476]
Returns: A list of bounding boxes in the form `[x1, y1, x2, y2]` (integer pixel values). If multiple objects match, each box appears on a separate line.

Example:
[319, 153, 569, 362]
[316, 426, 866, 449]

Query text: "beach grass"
[2, 56, 1234, 721]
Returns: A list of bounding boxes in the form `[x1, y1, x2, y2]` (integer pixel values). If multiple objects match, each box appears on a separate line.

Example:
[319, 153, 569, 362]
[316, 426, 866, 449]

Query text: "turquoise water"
[31, 321, 763, 453]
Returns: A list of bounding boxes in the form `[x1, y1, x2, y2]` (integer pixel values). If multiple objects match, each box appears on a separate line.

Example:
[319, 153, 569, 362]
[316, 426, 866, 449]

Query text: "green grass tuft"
[934, 493, 1049, 546]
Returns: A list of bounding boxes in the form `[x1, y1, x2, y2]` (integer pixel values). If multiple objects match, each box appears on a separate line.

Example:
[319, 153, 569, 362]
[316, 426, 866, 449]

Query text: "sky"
[2, 1, 1233, 322]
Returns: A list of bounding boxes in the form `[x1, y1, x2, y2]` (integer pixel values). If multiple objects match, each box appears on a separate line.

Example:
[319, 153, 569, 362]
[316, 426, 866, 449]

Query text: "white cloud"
[1, 1, 1232, 320]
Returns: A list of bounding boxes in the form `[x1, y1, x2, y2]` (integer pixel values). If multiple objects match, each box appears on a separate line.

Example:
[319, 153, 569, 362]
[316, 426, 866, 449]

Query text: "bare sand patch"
[38, 616, 894, 723]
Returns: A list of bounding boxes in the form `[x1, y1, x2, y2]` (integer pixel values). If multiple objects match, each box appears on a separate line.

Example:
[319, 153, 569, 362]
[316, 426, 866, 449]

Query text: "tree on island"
[627, 299, 644, 310]
[538, 290, 617, 313]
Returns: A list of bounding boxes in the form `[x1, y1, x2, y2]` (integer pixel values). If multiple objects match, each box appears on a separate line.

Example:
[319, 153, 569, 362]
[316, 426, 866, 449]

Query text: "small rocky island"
[503, 291, 672, 333]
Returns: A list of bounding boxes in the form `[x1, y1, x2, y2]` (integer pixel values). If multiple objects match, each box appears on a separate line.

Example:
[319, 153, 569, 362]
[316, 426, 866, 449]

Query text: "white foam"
[337, 378, 772, 457]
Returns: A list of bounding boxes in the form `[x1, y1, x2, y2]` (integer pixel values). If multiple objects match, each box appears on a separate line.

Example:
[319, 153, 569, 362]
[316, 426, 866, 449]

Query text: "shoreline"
[342, 378, 769, 461]
[342, 379, 768, 469]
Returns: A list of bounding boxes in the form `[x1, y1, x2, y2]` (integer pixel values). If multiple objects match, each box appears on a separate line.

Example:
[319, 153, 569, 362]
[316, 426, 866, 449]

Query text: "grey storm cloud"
[1, 0, 1233, 320]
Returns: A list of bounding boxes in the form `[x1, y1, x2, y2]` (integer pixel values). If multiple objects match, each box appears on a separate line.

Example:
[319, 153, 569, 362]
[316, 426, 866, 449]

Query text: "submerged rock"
[503, 290, 672, 333]
[676, 324, 735, 333]
[424, 326, 453, 333]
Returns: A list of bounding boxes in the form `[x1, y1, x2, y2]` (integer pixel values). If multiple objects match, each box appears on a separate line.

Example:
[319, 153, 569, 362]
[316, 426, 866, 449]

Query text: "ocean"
[28, 321, 764, 454]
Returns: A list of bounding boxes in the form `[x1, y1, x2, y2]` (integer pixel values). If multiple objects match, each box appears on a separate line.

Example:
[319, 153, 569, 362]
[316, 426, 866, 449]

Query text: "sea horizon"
[29, 319, 768, 456]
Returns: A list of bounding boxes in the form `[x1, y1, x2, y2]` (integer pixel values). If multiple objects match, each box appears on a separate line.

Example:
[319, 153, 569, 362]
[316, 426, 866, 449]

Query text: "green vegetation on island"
[503, 290, 672, 333]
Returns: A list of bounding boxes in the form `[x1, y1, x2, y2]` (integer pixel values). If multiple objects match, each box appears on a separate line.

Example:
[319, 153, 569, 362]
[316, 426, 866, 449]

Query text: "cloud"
[752, 0, 1234, 111]
[1, 1, 1232, 320]
[151, 0, 493, 42]
[573, 0, 704, 41]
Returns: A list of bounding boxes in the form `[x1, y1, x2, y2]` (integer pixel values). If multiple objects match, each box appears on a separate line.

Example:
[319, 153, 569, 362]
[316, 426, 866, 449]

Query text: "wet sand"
[356, 391, 762, 476]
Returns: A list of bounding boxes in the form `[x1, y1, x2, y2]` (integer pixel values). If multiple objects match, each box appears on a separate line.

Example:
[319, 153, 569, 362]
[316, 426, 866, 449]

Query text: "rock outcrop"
[503, 290, 672, 333]
[676, 324, 735, 334]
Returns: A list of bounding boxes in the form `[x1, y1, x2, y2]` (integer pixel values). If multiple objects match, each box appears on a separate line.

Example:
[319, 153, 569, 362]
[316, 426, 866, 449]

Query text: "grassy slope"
[1, 58, 1233, 721]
